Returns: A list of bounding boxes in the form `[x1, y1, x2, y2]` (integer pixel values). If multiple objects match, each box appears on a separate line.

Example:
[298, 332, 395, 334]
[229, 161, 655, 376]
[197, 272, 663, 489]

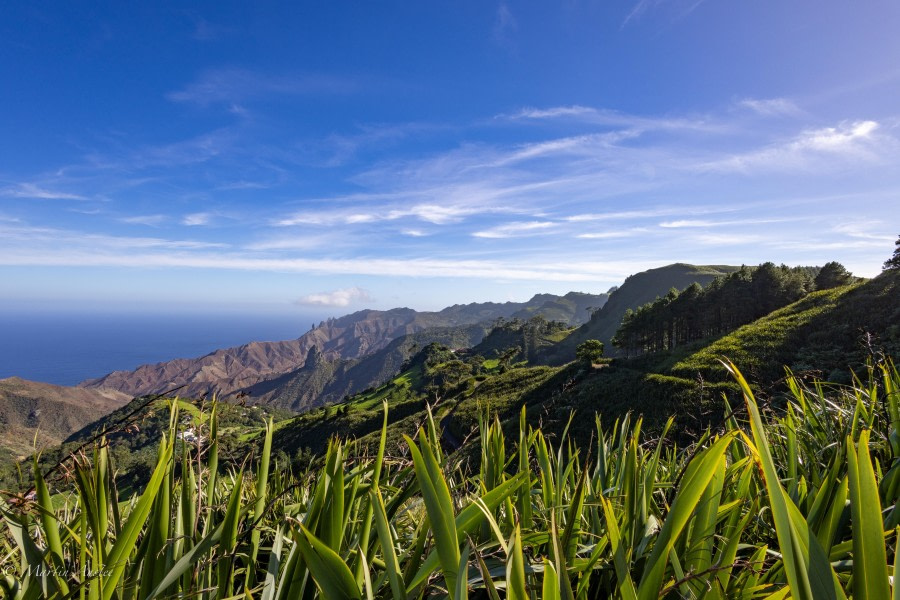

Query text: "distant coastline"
[0, 311, 326, 386]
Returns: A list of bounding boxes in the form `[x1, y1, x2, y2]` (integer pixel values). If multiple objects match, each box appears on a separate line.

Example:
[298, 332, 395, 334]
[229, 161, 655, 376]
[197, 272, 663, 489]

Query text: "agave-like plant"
[0, 359, 897, 599]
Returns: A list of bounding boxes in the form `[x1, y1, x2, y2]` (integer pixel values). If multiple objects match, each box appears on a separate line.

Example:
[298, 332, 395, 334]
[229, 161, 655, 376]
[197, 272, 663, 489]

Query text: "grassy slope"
[248, 271, 900, 465]
[542, 263, 740, 364]
[667, 269, 898, 384]
[267, 352, 565, 462]
[534, 271, 898, 444]
[13, 270, 895, 489]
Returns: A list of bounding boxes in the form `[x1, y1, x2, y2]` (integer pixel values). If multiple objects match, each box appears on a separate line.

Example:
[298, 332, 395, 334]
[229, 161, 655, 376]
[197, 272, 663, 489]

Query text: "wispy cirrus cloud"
[0, 221, 663, 283]
[506, 105, 598, 120]
[0, 183, 87, 200]
[492, 3, 518, 51]
[268, 110, 898, 249]
[564, 206, 738, 223]
[133, 128, 237, 168]
[737, 97, 803, 117]
[703, 120, 890, 173]
[491, 133, 638, 166]
[215, 180, 273, 191]
[401, 229, 428, 237]
[622, 0, 709, 28]
[687, 232, 764, 246]
[472, 220, 556, 238]
[167, 68, 358, 106]
[831, 222, 896, 242]
[182, 212, 212, 226]
[276, 201, 529, 227]
[0, 223, 227, 251]
[38, 102, 895, 254]
[576, 229, 648, 239]
[82, 127, 239, 172]
[0, 245, 664, 283]
[771, 238, 894, 251]
[5, 100, 897, 292]
[243, 234, 341, 252]
[120, 214, 167, 226]
[659, 217, 796, 228]
[498, 105, 718, 134]
[296, 286, 372, 307]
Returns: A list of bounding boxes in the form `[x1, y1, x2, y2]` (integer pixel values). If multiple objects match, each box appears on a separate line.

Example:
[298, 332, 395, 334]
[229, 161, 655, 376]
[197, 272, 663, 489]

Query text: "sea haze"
[0, 310, 330, 387]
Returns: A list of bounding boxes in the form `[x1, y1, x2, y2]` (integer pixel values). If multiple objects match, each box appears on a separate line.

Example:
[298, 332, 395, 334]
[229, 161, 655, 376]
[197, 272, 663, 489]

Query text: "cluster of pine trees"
[611, 261, 853, 357]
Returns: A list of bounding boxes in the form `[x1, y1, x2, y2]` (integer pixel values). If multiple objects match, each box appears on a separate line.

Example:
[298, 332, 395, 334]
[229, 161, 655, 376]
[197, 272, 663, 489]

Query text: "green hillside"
[5, 260, 899, 599]
[542, 263, 740, 364]
[8, 264, 896, 492]
[612, 263, 819, 357]
[5, 349, 898, 599]
[532, 270, 898, 444]
[255, 271, 897, 469]
[672, 268, 899, 381]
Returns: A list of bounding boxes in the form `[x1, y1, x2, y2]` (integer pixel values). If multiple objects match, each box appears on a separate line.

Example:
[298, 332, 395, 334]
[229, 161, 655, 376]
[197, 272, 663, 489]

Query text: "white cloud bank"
[296, 286, 373, 307]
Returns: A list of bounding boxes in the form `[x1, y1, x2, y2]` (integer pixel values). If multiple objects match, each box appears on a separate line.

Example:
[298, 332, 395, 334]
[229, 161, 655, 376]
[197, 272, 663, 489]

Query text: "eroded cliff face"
[80, 311, 417, 397]
[77, 308, 473, 399]
[0, 377, 130, 459]
[78, 294, 608, 402]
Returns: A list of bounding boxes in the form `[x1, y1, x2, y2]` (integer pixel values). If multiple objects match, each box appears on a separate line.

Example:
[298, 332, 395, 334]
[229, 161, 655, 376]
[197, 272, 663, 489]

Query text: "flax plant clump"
[1, 360, 898, 599]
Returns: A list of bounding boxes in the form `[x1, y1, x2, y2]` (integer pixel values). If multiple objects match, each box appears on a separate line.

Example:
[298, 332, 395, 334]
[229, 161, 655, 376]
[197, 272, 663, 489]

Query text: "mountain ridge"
[79, 292, 609, 401]
[9, 261, 893, 492]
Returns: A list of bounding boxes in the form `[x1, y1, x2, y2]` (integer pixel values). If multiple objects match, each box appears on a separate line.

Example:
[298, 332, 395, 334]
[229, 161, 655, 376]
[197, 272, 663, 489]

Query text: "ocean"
[0, 310, 329, 386]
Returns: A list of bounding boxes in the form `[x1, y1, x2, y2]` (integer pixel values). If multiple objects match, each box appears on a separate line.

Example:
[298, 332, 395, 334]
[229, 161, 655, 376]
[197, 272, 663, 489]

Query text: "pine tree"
[815, 261, 853, 290]
[884, 235, 900, 271]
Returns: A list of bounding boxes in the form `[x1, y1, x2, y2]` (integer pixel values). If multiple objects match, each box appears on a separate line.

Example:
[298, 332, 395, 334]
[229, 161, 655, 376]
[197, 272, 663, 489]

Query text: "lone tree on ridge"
[576, 339, 605, 365]
[814, 261, 854, 290]
[885, 234, 900, 271]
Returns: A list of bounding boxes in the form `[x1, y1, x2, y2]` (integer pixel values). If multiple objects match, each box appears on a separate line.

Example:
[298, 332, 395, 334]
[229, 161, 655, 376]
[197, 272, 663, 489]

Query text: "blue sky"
[2, 1, 899, 315]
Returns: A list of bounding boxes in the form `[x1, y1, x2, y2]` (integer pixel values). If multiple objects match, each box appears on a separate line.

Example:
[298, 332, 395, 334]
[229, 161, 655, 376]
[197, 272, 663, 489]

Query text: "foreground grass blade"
[249, 417, 274, 586]
[370, 488, 405, 600]
[601, 495, 638, 600]
[33, 462, 70, 596]
[637, 432, 734, 600]
[295, 523, 362, 600]
[404, 432, 460, 596]
[145, 511, 232, 598]
[101, 434, 173, 600]
[506, 525, 528, 600]
[724, 359, 830, 600]
[455, 542, 470, 600]
[542, 559, 560, 600]
[406, 472, 527, 591]
[847, 429, 890, 600]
